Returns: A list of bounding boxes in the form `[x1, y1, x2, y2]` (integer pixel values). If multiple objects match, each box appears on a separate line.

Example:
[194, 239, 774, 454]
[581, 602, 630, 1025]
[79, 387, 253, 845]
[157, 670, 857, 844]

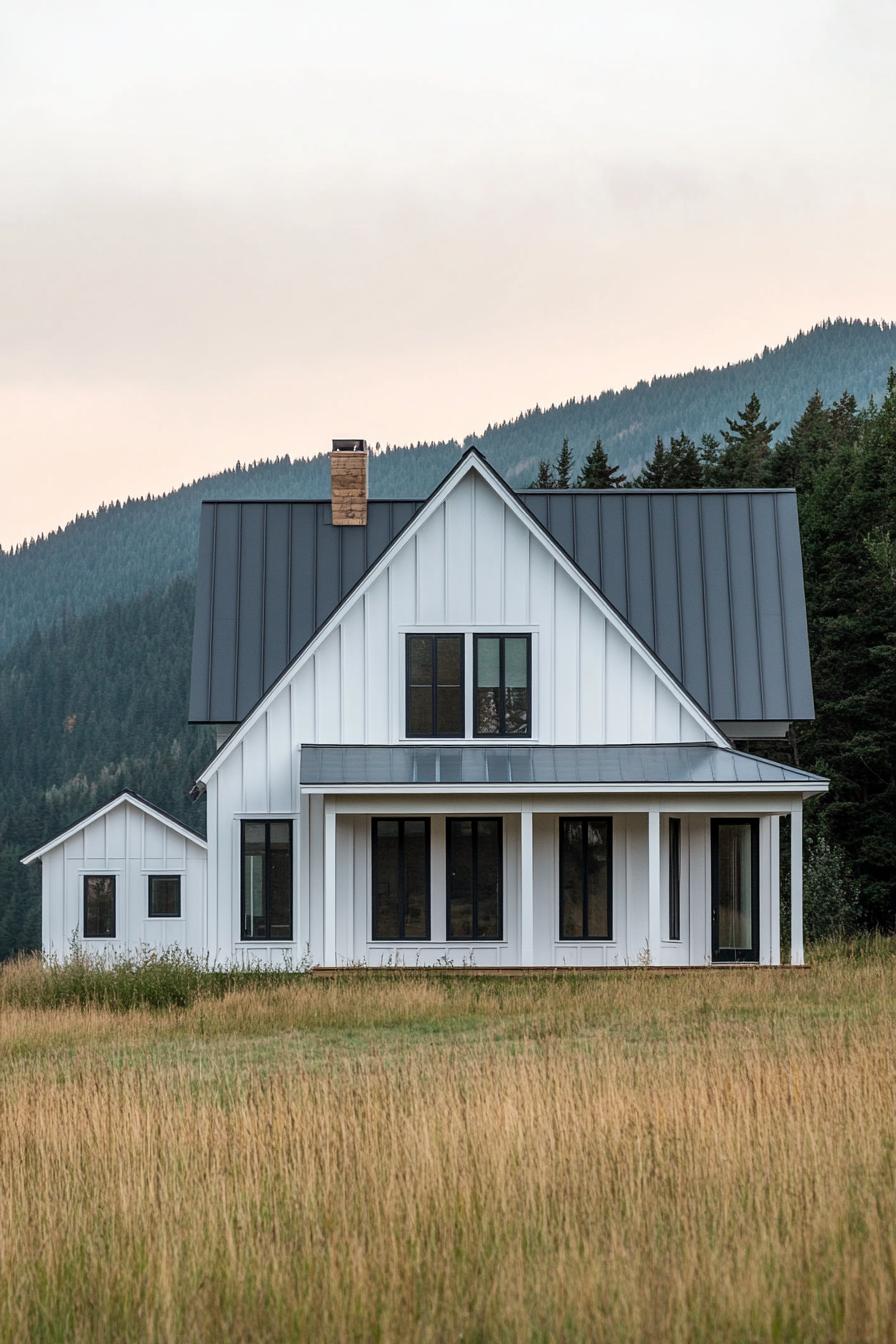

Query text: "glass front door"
[711, 819, 759, 963]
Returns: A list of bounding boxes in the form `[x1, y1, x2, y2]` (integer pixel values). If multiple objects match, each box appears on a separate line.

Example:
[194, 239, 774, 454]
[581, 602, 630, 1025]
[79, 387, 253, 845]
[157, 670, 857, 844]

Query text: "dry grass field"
[0, 943, 894, 1343]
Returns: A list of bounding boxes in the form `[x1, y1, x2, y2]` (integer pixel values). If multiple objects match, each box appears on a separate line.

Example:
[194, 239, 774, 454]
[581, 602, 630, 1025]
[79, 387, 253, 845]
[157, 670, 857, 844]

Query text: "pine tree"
[716, 393, 780, 486]
[576, 438, 626, 488]
[666, 432, 705, 487]
[530, 460, 556, 488]
[632, 437, 669, 487]
[554, 439, 574, 488]
[700, 433, 722, 484]
[765, 391, 832, 491]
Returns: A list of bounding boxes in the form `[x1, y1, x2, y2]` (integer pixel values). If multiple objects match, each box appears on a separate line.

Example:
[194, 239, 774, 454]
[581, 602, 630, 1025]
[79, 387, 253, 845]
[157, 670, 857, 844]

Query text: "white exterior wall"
[41, 801, 207, 960]
[307, 803, 778, 969]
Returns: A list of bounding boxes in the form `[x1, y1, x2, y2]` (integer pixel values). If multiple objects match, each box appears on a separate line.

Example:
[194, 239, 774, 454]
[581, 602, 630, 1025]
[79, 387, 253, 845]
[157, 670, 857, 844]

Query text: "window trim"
[82, 873, 117, 940]
[668, 817, 681, 942]
[446, 816, 504, 941]
[473, 633, 532, 738]
[404, 633, 466, 740]
[558, 816, 613, 941]
[240, 819, 294, 943]
[147, 873, 183, 920]
[371, 817, 432, 941]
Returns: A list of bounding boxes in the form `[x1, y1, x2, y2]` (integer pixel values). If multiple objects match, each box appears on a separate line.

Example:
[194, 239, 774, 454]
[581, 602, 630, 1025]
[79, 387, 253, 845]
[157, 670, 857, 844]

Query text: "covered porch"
[300, 745, 828, 969]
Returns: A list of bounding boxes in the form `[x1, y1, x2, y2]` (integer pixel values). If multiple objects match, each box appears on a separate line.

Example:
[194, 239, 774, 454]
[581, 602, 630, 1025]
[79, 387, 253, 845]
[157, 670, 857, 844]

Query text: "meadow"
[0, 943, 893, 1343]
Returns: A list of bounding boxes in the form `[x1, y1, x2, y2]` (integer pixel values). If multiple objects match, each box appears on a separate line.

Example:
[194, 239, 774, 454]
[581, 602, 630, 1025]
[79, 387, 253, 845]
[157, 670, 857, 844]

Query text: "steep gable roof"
[188, 453, 814, 727]
[21, 790, 207, 865]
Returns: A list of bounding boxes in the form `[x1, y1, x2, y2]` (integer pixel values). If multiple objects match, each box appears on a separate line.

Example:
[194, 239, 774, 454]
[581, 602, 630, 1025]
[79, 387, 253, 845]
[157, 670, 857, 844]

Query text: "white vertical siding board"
[656, 682, 682, 742]
[314, 631, 342, 743]
[578, 601, 604, 742]
[553, 576, 580, 743]
[529, 541, 555, 740]
[630, 656, 655, 743]
[503, 513, 530, 624]
[339, 600, 367, 743]
[605, 627, 632, 742]
[242, 714, 269, 814]
[266, 686, 293, 811]
[445, 474, 474, 624]
[416, 503, 446, 624]
[364, 578, 391, 740]
[472, 475, 504, 623]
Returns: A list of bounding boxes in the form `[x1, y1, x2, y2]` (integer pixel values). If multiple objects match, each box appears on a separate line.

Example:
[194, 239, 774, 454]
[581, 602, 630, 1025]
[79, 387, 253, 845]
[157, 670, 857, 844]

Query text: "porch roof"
[299, 744, 827, 790]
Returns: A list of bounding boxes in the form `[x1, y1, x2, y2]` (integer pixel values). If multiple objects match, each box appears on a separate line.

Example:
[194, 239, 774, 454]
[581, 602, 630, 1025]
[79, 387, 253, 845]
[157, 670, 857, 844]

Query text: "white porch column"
[647, 809, 661, 965]
[324, 801, 337, 967]
[790, 801, 804, 966]
[520, 806, 534, 966]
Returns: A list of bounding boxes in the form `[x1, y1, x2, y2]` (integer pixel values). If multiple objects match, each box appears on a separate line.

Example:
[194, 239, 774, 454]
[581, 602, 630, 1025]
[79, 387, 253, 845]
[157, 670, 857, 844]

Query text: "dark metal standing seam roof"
[299, 744, 827, 788]
[189, 480, 815, 725]
[189, 499, 422, 722]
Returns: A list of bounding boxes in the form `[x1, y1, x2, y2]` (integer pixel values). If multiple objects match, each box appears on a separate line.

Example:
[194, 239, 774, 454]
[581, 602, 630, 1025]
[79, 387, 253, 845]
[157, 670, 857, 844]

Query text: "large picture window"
[559, 817, 612, 940]
[405, 634, 464, 738]
[371, 818, 430, 940]
[474, 635, 531, 736]
[446, 817, 503, 940]
[241, 820, 293, 941]
[83, 875, 116, 939]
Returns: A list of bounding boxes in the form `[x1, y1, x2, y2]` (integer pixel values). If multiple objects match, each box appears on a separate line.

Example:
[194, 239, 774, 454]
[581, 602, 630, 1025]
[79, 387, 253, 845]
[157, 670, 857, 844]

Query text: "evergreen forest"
[0, 318, 893, 955]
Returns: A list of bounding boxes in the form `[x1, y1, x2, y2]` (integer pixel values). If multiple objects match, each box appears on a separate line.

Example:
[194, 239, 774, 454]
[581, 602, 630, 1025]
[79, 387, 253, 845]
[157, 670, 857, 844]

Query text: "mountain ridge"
[2, 320, 894, 658]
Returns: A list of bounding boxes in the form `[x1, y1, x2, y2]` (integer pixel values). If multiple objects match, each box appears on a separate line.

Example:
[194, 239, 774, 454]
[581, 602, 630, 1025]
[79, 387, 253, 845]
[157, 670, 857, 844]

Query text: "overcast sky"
[1, 0, 894, 546]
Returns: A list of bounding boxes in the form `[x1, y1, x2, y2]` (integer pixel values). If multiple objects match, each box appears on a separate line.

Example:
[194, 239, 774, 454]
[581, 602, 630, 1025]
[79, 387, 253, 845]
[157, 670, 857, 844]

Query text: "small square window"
[148, 875, 182, 918]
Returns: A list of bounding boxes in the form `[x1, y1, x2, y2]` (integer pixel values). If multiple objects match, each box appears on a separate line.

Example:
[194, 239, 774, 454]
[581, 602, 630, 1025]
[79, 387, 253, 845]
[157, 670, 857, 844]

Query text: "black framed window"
[371, 818, 430, 940]
[148, 874, 182, 919]
[711, 819, 759, 963]
[668, 818, 681, 941]
[83, 875, 116, 939]
[241, 820, 293, 941]
[406, 634, 464, 738]
[446, 817, 503, 940]
[474, 635, 531, 737]
[559, 818, 612, 940]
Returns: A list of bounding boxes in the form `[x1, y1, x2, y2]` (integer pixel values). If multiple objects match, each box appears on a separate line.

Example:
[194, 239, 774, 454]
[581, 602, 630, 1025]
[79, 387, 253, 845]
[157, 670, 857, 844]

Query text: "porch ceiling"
[299, 744, 827, 789]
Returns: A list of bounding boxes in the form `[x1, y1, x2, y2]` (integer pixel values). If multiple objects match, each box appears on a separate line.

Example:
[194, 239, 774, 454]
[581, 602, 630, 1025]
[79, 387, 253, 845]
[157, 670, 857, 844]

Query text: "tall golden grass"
[0, 945, 894, 1342]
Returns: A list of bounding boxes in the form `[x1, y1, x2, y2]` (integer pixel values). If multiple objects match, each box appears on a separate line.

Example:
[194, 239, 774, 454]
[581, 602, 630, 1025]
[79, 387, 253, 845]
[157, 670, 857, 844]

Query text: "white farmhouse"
[24, 443, 827, 967]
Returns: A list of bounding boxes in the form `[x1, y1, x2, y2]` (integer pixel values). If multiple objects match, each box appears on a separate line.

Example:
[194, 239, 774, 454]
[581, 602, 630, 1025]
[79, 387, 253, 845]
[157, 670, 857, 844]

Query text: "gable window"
[148, 874, 182, 919]
[446, 817, 503, 940]
[559, 818, 612, 940]
[83, 875, 116, 939]
[668, 818, 681, 941]
[371, 818, 430, 940]
[474, 635, 531, 737]
[241, 821, 293, 941]
[406, 634, 464, 738]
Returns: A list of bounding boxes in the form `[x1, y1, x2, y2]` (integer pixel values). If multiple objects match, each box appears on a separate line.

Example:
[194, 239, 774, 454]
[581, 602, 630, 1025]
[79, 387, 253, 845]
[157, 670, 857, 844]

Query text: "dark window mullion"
[581, 821, 589, 939]
[472, 820, 479, 939]
[398, 818, 407, 940]
[430, 638, 438, 742]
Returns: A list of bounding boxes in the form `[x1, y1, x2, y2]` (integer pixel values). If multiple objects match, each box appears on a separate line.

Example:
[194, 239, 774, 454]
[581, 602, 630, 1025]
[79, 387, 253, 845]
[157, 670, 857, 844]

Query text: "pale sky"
[2, 0, 895, 546]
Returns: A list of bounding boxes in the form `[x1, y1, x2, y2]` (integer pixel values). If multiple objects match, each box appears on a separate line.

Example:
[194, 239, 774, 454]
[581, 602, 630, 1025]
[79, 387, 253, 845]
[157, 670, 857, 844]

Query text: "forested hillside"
[1, 318, 894, 957]
[2, 318, 895, 653]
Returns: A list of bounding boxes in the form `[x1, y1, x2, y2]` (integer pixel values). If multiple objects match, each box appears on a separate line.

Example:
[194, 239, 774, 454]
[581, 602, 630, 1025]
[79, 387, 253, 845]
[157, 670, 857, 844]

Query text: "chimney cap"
[332, 438, 367, 453]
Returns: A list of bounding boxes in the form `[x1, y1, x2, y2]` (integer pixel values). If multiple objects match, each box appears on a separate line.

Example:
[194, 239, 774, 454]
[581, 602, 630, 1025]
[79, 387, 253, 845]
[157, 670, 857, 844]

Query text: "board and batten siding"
[40, 801, 207, 959]
[205, 469, 711, 962]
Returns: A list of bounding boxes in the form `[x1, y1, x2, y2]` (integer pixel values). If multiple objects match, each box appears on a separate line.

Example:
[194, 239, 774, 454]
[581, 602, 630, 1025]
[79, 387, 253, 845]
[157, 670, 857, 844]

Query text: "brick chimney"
[330, 439, 368, 526]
